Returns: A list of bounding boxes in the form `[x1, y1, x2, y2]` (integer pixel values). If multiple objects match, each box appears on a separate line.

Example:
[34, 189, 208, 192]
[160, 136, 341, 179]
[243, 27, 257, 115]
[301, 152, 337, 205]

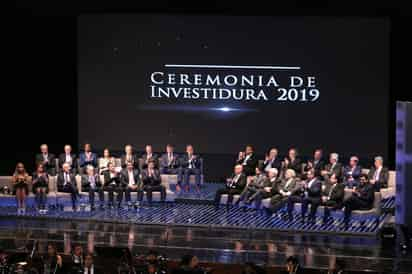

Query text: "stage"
[0, 183, 395, 237]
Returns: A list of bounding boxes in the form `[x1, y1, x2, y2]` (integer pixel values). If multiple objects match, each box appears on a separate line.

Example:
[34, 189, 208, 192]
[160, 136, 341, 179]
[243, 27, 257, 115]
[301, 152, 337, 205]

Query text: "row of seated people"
[34, 143, 203, 192]
[11, 159, 168, 213]
[234, 145, 389, 191]
[215, 164, 376, 227]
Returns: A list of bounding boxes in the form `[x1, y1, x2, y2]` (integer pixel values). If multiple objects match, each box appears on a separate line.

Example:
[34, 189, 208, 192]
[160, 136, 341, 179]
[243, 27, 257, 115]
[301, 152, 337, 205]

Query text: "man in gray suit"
[236, 166, 267, 207]
[267, 169, 300, 215]
[367, 156, 389, 191]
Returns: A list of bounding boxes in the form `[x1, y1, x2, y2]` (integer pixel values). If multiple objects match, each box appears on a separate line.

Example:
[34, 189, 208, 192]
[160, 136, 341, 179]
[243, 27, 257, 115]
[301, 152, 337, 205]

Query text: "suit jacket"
[305, 158, 325, 177]
[262, 157, 282, 172]
[276, 178, 300, 195]
[160, 153, 180, 169]
[304, 178, 322, 199]
[248, 174, 268, 189]
[368, 167, 389, 189]
[102, 170, 121, 187]
[237, 153, 258, 176]
[180, 153, 202, 169]
[120, 154, 139, 169]
[343, 165, 362, 182]
[120, 168, 141, 187]
[324, 182, 345, 205]
[79, 152, 98, 168]
[141, 153, 159, 163]
[226, 173, 247, 191]
[58, 153, 77, 169]
[324, 162, 343, 179]
[35, 153, 56, 171]
[284, 157, 302, 176]
[81, 174, 103, 191]
[355, 183, 375, 208]
[56, 171, 77, 189]
[141, 168, 161, 186]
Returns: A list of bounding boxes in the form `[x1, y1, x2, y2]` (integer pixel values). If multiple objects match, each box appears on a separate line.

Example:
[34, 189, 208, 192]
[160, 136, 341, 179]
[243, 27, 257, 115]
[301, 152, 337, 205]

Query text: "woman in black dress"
[11, 162, 30, 214]
[32, 163, 49, 211]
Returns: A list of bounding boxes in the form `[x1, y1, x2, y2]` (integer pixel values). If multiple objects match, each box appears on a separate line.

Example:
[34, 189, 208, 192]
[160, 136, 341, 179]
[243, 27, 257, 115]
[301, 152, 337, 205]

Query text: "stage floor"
[0, 183, 395, 237]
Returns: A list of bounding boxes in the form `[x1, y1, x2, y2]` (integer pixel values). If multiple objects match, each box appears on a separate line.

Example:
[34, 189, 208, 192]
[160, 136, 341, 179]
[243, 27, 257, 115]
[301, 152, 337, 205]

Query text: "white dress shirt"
[128, 170, 135, 186]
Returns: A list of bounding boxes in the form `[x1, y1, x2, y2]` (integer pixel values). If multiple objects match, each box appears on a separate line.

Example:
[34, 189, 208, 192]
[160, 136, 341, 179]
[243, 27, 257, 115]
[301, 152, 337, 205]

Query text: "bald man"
[214, 164, 247, 208]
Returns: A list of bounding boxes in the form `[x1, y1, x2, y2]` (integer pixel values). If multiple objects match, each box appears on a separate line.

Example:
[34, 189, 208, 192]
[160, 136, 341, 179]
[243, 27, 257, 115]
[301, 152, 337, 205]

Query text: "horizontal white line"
[165, 64, 301, 70]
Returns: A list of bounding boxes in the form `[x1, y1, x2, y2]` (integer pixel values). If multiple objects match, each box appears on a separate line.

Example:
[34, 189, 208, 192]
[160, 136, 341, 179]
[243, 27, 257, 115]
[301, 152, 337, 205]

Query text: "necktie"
[374, 169, 380, 181]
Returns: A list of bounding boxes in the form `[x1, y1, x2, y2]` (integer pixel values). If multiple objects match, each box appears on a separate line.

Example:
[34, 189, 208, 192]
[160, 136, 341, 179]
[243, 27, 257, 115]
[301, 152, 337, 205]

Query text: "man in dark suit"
[343, 174, 375, 226]
[79, 143, 98, 171]
[159, 144, 182, 190]
[58, 144, 77, 173]
[283, 148, 302, 178]
[140, 160, 165, 204]
[179, 144, 202, 192]
[120, 160, 141, 207]
[237, 145, 258, 177]
[103, 162, 122, 208]
[262, 148, 282, 173]
[303, 149, 325, 179]
[321, 173, 345, 223]
[57, 162, 79, 211]
[299, 168, 322, 222]
[35, 144, 56, 175]
[321, 153, 343, 180]
[367, 156, 389, 191]
[81, 165, 104, 210]
[120, 144, 138, 169]
[214, 164, 247, 208]
[76, 253, 103, 274]
[343, 156, 362, 188]
[141, 144, 159, 169]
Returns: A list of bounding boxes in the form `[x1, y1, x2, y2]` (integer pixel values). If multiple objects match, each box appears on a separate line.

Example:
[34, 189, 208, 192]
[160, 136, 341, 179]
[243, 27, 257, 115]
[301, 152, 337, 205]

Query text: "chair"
[160, 158, 205, 190]
[351, 192, 382, 224]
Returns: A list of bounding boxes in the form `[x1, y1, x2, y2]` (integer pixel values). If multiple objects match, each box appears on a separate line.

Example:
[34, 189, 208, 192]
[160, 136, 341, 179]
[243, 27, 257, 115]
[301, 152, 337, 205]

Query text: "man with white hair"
[35, 144, 56, 175]
[81, 165, 104, 210]
[367, 156, 389, 191]
[266, 169, 300, 215]
[254, 167, 282, 209]
[214, 164, 247, 209]
[321, 153, 343, 180]
[342, 156, 362, 188]
[58, 144, 77, 173]
[57, 162, 79, 211]
[263, 148, 282, 173]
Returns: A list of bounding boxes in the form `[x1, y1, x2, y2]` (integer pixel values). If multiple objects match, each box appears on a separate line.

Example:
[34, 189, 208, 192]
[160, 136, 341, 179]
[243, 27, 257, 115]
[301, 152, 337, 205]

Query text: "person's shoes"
[72, 206, 77, 212]
[90, 206, 96, 211]
[99, 204, 105, 210]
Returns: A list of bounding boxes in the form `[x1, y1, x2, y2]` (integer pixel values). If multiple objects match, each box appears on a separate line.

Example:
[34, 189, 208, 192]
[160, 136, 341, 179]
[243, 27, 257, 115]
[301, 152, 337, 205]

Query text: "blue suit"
[79, 152, 98, 168]
[343, 165, 362, 188]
